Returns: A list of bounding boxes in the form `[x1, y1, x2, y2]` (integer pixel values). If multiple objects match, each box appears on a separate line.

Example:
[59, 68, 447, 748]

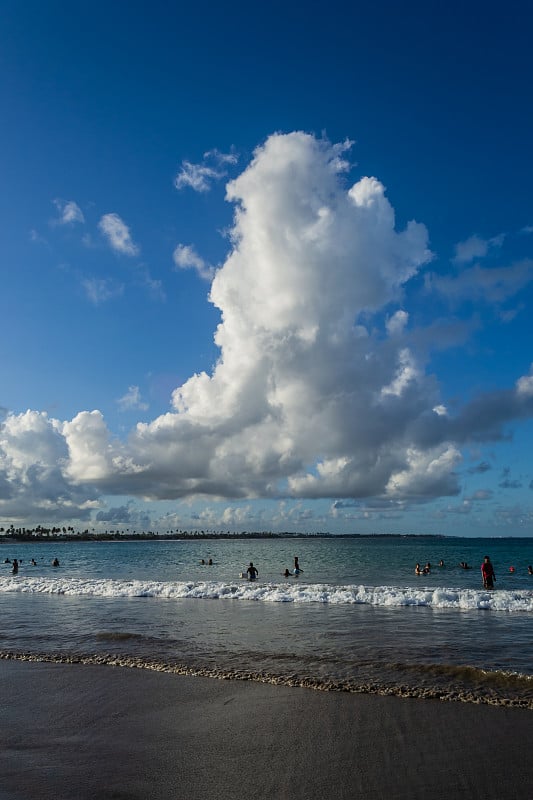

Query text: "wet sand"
[0, 660, 531, 800]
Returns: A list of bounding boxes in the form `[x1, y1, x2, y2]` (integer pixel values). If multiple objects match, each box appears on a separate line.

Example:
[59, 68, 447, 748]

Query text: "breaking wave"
[1, 576, 532, 612]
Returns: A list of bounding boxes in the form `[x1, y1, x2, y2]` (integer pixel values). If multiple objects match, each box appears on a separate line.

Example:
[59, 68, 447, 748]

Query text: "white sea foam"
[0, 577, 532, 612]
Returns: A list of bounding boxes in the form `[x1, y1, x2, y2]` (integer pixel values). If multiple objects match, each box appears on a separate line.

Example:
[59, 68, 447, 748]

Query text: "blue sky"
[1, 0, 533, 536]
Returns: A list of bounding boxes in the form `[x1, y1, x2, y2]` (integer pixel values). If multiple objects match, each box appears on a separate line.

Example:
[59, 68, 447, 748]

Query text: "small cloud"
[29, 229, 47, 244]
[95, 504, 134, 523]
[117, 385, 149, 412]
[174, 148, 238, 192]
[452, 233, 504, 264]
[499, 466, 522, 489]
[204, 147, 239, 166]
[521, 225, 533, 234]
[465, 489, 493, 501]
[467, 461, 491, 474]
[53, 199, 85, 226]
[173, 243, 214, 281]
[499, 478, 522, 489]
[98, 213, 139, 256]
[427, 259, 533, 305]
[136, 267, 166, 301]
[386, 309, 408, 336]
[174, 161, 222, 193]
[516, 364, 533, 397]
[82, 278, 124, 305]
[380, 348, 420, 398]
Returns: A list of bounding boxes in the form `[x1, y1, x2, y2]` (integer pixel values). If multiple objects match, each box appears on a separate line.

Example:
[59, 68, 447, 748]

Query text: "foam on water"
[1, 576, 532, 612]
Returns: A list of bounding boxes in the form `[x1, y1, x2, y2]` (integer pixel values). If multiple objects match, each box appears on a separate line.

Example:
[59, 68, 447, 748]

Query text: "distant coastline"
[0, 527, 452, 543]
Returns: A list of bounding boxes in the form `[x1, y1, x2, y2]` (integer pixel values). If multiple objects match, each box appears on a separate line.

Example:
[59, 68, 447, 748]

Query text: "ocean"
[1, 536, 532, 708]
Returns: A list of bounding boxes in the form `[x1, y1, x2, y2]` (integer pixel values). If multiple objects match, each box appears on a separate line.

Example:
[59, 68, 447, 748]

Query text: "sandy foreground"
[0, 660, 531, 800]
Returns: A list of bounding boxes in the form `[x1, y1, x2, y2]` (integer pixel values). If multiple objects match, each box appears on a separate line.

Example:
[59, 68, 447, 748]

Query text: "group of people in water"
[243, 556, 302, 581]
[283, 556, 303, 577]
[415, 555, 532, 588]
[414, 561, 439, 575]
[4, 557, 59, 574]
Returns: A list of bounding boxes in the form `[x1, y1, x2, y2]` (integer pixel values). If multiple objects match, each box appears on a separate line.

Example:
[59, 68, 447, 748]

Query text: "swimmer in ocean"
[247, 562, 258, 581]
[415, 563, 422, 575]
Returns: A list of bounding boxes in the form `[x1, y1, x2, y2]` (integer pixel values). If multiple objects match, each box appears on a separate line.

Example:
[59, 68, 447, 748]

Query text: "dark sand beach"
[1, 660, 531, 800]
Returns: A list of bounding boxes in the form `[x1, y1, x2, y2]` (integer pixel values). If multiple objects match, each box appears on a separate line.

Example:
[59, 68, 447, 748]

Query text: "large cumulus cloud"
[2, 132, 533, 521]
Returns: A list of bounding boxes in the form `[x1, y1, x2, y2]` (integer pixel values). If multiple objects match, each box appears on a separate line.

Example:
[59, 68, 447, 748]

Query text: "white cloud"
[386, 309, 408, 335]
[385, 445, 462, 498]
[135, 267, 166, 301]
[452, 233, 504, 263]
[174, 148, 238, 192]
[4, 131, 533, 521]
[82, 278, 124, 305]
[98, 213, 139, 256]
[53, 199, 85, 225]
[0, 411, 99, 520]
[204, 148, 239, 166]
[380, 348, 420, 398]
[516, 364, 533, 397]
[117, 386, 149, 412]
[173, 244, 214, 281]
[426, 259, 533, 304]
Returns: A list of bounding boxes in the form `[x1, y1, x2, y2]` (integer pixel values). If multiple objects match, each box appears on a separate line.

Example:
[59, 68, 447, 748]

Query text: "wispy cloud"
[173, 244, 214, 281]
[98, 213, 139, 256]
[426, 259, 533, 305]
[135, 267, 166, 301]
[117, 385, 149, 412]
[174, 148, 238, 192]
[467, 461, 491, 474]
[498, 466, 522, 489]
[53, 199, 85, 226]
[452, 233, 505, 263]
[82, 277, 124, 305]
[29, 228, 48, 245]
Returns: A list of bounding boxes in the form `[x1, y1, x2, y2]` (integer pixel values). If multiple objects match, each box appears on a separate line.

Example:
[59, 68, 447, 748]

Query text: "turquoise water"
[1, 536, 532, 707]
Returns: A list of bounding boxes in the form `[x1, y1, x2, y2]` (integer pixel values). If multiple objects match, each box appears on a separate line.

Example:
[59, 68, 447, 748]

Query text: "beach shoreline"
[1, 660, 532, 800]
[2, 649, 531, 709]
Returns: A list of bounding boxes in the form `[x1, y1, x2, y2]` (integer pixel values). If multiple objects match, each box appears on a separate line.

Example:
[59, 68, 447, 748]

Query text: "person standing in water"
[293, 556, 303, 575]
[247, 562, 258, 581]
[481, 555, 496, 589]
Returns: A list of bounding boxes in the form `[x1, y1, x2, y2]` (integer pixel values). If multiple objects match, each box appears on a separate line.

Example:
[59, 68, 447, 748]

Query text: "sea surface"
[1, 536, 532, 708]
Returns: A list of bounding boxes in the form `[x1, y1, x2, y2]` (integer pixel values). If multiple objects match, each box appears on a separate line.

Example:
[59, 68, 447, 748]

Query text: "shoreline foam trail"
[1, 660, 532, 800]
[1, 650, 532, 709]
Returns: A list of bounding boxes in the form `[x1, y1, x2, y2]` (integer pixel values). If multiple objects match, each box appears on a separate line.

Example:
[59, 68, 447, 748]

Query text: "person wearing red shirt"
[481, 555, 496, 589]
